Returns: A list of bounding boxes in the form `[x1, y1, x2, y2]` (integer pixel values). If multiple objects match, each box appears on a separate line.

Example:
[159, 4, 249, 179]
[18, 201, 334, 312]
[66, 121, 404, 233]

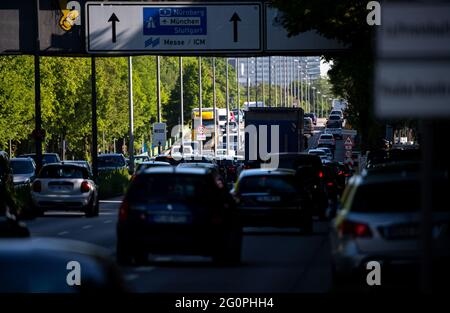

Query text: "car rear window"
[239, 175, 297, 194]
[350, 180, 450, 212]
[309, 150, 326, 156]
[321, 134, 333, 139]
[97, 155, 125, 168]
[329, 115, 340, 120]
[10, 161, 34, 174]
[128, 174, 214, 203]
[39, 166, 88, 179]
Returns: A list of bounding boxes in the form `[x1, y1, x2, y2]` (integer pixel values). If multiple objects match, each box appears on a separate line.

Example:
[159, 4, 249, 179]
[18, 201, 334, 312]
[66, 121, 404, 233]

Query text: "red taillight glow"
[338, 220, 372, 238]
[32, 180, 41, 192]
[327, 182, 334, 187]
[80, 181, 91, 193]
[338, 171, 343, 176]
[119, 199, 129, 221]
[319, 171, 324, 178]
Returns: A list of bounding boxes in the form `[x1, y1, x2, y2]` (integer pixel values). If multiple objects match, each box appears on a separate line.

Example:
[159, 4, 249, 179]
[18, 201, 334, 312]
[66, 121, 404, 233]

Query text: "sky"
[320, 59, 333, 77]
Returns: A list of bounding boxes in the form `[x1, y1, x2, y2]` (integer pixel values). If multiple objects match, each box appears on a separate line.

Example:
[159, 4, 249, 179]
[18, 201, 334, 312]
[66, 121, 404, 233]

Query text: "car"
[0, 151, 14, 216]
[304, 113, 317, 125]
[153, 155, 180, 166]
[330, 110, 343, 118]
[308, 149, 328, 160]
[136, 161, 171, 172]
[97, 153, 127, 171]
[303, 117, 313, 135]
[133, 154, 151, 165]
[328, 114, 342, 122]
[18, 153, 61, 166]
[116, 167, 242, 266]
[63, 160, 92, 176]
[316, 147, 333, 160]
[171, 144, 194, 156]
[330, 170, 450, 289]
[10, 157, 36, 187]
[31, 163, 99, 217]
[0, 237, 127, 292]
[231, 168, 313, 233]
[317, 133, 336, 149]
[263, 153, 329, 219]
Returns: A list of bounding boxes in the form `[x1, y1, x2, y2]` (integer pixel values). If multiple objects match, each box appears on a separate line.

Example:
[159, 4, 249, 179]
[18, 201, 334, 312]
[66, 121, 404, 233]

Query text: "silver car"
[10, 157, 36, 188]
[330, 170, 450, 287]
[31, 163, 99, 217]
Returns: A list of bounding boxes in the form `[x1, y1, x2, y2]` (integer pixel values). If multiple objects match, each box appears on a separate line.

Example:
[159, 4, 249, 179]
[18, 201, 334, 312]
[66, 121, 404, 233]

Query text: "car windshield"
[239, 175, 298, 194]
[350, 180, 450, 212]
[329, 115, 340, 120]
[97, 155, 125, 168]
[128, 174, 212, 204]
[10, 161, 34, 174]
[39, 166, 88, 179]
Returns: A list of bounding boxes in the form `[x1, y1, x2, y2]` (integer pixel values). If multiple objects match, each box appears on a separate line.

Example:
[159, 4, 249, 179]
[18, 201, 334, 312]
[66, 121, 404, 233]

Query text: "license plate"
[51, 186, 71, 191]
[151, 214, 190, 224]
[256, 196, 280, 202]
[385, 226, 419, 239]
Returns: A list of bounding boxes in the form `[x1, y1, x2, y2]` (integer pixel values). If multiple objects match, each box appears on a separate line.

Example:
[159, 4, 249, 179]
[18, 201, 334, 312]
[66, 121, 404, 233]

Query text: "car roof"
[139, 161, 171, 165]
[239, 168, 296, 178]
[10, 157, 34, 162]
[140, 166, 211, 175]
[98, 153, 124, 157]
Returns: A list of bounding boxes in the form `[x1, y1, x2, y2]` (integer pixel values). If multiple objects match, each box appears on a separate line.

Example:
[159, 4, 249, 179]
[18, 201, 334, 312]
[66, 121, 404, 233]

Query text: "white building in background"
[231, 56, 321, 86]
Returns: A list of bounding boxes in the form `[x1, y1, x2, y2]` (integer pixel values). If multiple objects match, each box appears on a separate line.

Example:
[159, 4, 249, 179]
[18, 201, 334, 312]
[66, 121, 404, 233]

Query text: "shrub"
[97, 168, 131, 199]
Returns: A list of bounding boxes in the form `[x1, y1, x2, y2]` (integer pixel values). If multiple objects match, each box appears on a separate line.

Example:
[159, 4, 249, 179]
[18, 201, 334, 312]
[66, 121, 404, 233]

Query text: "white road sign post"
[152, 122, 166, 148]
[86, 2, 262, 54]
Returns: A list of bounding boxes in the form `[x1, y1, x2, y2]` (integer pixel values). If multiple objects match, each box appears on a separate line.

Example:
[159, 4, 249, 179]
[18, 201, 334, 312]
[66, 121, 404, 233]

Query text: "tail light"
[318, 171, 324, 178]
[80, 181, 91, 193]
[338, 170, 343, 176]
[327, 182, 334, 187]
[32, 180, 41, 192]
[119, 199, 129, 221]
[338, 220, 372, 238]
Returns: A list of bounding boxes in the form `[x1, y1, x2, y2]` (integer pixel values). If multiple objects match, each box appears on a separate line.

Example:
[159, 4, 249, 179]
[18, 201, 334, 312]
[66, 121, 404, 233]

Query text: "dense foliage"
[0, 56, 237, 159]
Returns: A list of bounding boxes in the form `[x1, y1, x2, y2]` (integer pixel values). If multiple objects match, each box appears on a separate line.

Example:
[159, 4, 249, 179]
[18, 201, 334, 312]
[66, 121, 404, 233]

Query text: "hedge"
[97, 168, 131, 199]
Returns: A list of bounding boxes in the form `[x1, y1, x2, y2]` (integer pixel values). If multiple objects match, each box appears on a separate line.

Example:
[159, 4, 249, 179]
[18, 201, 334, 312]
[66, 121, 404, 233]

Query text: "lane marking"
[58, 231, 69, 236]
[124, 274, 139, 281]
[103, 219, 113, 224]
[82, 225, 93, 229]
[134, 266, 156, 272]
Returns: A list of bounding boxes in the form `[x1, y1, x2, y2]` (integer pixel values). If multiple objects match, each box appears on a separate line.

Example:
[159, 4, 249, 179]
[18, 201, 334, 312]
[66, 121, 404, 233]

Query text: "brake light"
[319, 171, 324, 178]
[80, 181, 91, 193]
[327, 182, 334, 187]
[119, 199, 129, 221]
[338, 170, 343, 176]
[338, 220, 372, 238]
[32, 180, 41, 192]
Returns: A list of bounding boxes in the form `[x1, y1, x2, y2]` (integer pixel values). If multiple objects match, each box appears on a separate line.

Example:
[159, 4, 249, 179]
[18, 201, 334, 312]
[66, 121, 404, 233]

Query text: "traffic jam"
[1, 0, 449, 303]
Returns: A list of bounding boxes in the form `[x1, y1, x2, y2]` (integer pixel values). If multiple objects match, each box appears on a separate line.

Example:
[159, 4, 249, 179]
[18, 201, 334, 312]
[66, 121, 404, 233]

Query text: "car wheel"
[116, 240, 133, 266]
[85, 197, 97, 217]
[301, 216, 313, 235]
[212, 230, 242, 266]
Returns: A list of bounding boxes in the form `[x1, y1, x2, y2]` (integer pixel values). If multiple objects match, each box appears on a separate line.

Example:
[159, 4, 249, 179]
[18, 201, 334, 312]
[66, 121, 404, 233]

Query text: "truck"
[244, 107, 305, 162]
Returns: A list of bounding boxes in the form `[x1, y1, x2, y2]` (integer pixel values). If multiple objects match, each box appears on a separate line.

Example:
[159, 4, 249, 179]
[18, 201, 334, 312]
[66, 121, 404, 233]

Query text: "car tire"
[301, 216, 313, 235]
[212, 230, 242, 266]
[116, 240, 133, 266]
[85, 197, 98, 217]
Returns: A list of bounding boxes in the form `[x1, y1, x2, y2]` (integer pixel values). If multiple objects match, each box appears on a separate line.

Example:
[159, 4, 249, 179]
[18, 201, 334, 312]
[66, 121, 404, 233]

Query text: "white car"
[316, 147, 333, 160]
[308, 149, 328, 160]
[317, 133, 336, 149]
[330, 171, 450, 286]
[31, 163, 99, 217]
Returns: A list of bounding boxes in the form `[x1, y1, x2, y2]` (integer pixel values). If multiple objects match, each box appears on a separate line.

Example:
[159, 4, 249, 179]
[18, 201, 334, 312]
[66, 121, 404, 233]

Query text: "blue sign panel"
[143, 7, 207, 36]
